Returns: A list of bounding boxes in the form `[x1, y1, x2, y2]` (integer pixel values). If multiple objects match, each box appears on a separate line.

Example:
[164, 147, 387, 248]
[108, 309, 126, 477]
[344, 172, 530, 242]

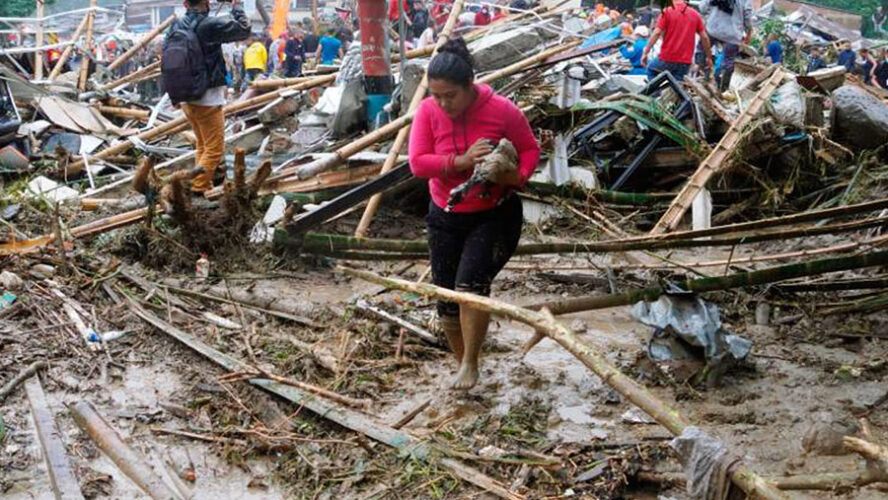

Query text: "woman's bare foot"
[450, 362, 479, 390]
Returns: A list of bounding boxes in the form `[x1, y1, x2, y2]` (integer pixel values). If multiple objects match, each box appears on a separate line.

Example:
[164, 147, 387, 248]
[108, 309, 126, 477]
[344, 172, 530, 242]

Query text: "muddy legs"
[451, 306, 489, 390]
[439, 314, 464, 363]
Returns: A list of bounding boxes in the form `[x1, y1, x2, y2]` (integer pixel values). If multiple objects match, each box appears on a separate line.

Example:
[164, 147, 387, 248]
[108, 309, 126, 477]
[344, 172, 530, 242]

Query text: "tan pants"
[181, 103, 225, 193]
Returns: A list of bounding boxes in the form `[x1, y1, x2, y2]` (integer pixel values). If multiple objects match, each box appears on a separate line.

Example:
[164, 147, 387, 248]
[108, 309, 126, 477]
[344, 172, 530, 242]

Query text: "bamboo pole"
[97, 60, 161, 91]
[342, 266, 792, 500]
[49, 12, 90, 80]
[67, 73, 336, 175]
[353, 0, 467, 237]
[651, 69, 785, 235]
[77, 0, 97, 92]
[252, 42, 443, 89]
[292, 215, 888, 256]
[95, 105, 151, 120]
[70, 401, 182, 500]
[107, 14, 174, 72]
[509, 232, 888, 272]
[35, 0, 45, 80]
[528, 250, 888, 316]
[248, 76, 313, 89]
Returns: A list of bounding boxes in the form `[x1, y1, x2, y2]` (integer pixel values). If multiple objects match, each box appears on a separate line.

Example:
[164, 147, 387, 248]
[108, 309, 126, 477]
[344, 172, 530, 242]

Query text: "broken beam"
[25, 376, 86, 500]
[49, 12, 90, 80]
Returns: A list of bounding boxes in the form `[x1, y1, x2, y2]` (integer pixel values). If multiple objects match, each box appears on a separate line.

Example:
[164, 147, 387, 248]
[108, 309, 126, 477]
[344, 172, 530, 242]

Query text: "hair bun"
[437, 38, 474, 69]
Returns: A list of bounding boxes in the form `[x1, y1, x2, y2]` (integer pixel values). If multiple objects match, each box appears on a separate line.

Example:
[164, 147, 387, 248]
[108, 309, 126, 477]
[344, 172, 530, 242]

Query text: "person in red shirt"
[389, 0, 410, 23]
[474, 7, 491, 26]
[641, 0, 712, 82]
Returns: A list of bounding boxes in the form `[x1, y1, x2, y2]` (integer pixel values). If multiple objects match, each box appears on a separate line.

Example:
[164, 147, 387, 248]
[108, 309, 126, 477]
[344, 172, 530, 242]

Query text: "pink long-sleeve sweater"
[408, 84, 541, 213]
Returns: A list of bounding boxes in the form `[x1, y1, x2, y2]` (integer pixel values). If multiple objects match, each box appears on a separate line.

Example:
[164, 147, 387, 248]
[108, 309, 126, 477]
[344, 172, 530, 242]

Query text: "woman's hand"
[454, 139, 493, 171]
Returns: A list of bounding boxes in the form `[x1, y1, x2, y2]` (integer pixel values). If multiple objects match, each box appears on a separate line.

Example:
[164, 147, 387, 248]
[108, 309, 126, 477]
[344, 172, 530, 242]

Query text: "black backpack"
[711, 0, 734, 15]
[162, 16, 208, 104]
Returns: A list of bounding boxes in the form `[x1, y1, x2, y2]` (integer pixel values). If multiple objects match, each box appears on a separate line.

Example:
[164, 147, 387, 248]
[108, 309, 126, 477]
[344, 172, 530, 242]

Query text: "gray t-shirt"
[189, 85, 226, 107]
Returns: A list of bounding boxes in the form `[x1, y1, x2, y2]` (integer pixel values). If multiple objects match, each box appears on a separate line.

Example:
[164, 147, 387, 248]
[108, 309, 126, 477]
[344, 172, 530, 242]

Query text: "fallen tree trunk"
[341, 266, 792, 500]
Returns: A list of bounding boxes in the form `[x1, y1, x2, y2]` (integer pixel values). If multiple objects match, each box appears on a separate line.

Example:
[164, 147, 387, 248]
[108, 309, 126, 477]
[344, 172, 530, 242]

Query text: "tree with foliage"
[0, 0, 58, 18]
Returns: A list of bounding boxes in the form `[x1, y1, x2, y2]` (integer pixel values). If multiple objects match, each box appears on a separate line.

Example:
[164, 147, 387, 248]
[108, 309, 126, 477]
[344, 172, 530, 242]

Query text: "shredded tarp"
[670, 426, 743, 500]
[631, 294, 752, 366]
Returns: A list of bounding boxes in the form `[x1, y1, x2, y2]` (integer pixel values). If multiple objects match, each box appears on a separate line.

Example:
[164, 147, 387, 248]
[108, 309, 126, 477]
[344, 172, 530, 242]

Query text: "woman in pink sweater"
[409, 39, 541, 390]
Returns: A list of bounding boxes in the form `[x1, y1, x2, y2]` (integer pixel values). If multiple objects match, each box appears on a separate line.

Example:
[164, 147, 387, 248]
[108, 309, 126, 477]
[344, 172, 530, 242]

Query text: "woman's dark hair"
[428, 38, 474, 87]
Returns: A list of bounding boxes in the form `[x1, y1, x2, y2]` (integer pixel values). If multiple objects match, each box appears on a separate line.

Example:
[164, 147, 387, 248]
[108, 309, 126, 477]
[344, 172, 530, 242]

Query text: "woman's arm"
[409, 103, 453, 178]
[497, 104, 541, 187]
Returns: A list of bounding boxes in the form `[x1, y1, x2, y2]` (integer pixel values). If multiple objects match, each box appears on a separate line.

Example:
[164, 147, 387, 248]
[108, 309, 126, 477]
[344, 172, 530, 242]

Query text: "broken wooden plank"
[279, 162, 412, 238]
[342, 266, 792, 500]
[70, 401, 183, 500]
[25, 376, 86, 500]
[650, 68, 785, 234]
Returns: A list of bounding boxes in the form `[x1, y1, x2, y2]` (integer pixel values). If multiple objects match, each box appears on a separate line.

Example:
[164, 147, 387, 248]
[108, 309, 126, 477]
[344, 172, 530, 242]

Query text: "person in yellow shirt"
[243, 33, 268, 86]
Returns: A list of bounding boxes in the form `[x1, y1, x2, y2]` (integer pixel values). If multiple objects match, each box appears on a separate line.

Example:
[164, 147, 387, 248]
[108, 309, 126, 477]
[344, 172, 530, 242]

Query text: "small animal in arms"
[445, 138, 518, 212]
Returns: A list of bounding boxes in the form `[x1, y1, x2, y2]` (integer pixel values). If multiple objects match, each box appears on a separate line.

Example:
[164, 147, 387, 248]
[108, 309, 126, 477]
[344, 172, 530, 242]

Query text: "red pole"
[357, 0, 393, 125]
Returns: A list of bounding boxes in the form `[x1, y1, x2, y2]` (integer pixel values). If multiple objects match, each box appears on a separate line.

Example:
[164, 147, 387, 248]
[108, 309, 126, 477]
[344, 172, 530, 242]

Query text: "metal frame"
[571, 71, 700, 190]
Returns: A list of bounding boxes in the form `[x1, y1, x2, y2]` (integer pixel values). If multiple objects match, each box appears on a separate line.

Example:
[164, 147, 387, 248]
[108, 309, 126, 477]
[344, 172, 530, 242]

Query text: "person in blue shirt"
[837, 40, 856, 72]
[620, 25, 649, 74]
[806, 46, 827, 75]
[765, 33, 783, 64]
[315, 28, 343, 65]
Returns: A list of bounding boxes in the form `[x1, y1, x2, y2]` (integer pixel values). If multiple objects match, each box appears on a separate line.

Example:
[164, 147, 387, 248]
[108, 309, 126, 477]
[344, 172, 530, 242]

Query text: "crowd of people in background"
[574, 0, 888, 94]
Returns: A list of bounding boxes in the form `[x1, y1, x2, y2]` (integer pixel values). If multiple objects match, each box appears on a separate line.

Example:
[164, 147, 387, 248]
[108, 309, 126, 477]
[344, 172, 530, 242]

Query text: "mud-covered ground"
[2, 206, 887, 500]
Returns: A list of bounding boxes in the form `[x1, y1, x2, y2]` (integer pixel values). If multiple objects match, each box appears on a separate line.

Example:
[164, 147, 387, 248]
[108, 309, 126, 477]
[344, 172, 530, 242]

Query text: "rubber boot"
[438, 314, 463, 362]
[451, 307, 490, 390]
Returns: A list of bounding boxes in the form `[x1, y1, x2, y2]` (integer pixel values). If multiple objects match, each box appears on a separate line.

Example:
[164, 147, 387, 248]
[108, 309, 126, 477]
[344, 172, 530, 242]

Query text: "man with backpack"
[700, 0, 753, 92]
[162, 0, 250, 194]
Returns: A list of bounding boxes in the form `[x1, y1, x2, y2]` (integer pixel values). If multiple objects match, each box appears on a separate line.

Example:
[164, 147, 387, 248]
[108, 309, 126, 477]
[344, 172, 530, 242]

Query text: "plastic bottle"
[195, 253, 210, 279]
[87, 330, 131, 343]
